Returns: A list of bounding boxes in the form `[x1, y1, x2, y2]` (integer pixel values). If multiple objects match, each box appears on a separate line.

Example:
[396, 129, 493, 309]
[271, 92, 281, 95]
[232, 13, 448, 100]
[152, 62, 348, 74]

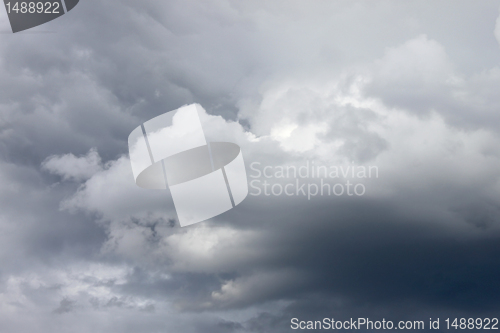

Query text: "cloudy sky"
[1, 0, 500, 332]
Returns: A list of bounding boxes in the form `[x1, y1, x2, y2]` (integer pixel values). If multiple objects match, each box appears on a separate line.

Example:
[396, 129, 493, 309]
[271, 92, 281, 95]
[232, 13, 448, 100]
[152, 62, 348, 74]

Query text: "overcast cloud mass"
[1, 1, 500, 332]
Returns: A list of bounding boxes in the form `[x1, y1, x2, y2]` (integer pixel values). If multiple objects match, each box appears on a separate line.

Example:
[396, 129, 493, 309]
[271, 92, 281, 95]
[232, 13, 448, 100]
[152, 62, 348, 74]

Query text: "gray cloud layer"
[1, 1, 500, 332]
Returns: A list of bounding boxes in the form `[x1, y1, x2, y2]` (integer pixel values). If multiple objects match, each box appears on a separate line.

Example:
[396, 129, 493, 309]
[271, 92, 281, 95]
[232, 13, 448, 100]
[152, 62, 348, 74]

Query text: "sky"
[1, 1, 500, 332]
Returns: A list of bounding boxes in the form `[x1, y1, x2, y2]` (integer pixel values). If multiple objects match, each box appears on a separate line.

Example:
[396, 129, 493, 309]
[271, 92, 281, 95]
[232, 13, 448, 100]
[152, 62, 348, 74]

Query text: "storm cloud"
[1, 1, 500, 332]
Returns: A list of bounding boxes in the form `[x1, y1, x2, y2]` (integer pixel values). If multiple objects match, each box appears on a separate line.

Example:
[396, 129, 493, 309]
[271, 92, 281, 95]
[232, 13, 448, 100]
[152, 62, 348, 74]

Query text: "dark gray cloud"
[1, 0, 500, 332]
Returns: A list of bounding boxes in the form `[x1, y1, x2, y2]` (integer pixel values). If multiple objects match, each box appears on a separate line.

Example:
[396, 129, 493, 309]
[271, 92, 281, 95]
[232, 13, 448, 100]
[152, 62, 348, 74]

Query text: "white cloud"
[210, 269, 307, 309]
[54, 32, 500, 276]
[495, 10, 500, 47]
[42, 148, 103, 182]
[374, 34, 454, 84]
